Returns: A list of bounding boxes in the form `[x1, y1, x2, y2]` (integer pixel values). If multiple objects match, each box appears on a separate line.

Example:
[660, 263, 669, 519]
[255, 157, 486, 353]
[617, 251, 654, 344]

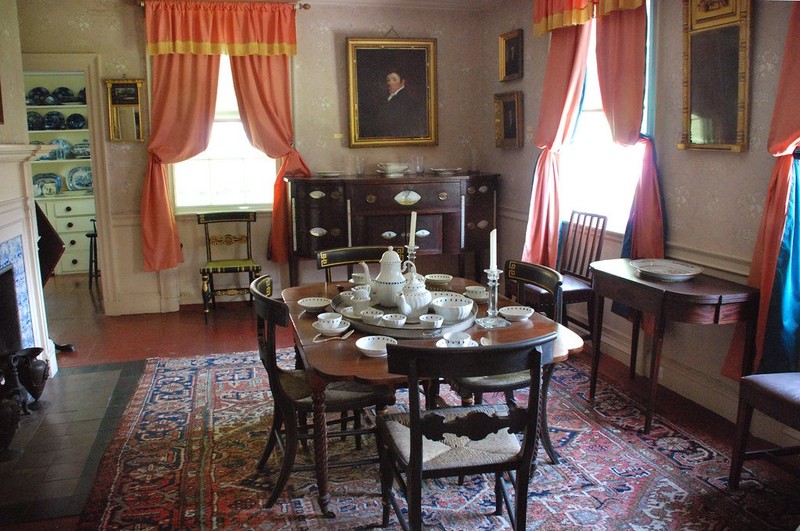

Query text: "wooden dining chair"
[449, 259, 568, 463]
[315, 245, 405, 283]
[556, 211, 607, 341]
[377, 338, 547, 530]
[250, 275, 395, 508]
[198, 211, 262, 323]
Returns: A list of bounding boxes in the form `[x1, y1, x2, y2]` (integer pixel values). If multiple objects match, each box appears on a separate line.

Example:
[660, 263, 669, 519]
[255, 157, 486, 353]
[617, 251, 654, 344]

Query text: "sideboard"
[285, 172, 498, 286]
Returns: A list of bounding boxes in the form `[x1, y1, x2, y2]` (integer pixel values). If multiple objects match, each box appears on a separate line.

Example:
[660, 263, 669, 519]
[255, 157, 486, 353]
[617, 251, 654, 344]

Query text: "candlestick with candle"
[489, 229, 497, 271]
[477, 228, 509, 328]
[409, 211, 417, 247]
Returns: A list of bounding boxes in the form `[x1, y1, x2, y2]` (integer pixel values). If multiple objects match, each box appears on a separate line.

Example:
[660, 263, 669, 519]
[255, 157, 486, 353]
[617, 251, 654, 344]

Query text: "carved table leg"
[311, 383, 334, 518]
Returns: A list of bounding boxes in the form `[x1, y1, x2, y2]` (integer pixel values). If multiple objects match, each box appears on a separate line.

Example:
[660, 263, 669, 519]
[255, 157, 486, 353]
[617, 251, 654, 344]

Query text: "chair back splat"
[316, 245, 405, 283]
[378, 337, 551, 530]
[197, 211, 262, 323]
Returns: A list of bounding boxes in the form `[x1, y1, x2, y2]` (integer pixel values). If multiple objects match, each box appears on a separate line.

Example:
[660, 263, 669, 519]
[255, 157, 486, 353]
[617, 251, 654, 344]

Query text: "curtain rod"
[138, 1, 311, 9]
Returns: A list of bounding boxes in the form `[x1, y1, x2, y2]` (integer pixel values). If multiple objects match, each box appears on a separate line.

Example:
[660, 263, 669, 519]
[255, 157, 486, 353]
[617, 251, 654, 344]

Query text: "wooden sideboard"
[285, 172, 498, 286]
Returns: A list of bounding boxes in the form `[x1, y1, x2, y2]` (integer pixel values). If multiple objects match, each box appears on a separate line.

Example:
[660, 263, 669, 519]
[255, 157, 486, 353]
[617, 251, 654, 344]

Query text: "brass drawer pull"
[331, 191, 342, 200]
[309, 190, 326, 199]
[366, 194, 377, 204]
[438, 192, 448, 201]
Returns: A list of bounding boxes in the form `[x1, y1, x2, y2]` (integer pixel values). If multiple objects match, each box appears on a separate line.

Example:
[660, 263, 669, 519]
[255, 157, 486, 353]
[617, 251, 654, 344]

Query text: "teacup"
[351, 284, 371, 297]
[317, 312, 342, 330]
[339, 290, 354, 302]
[351, 272, 371, 286]
[351, 296, 372, 314]
[419, 314, 444, 329]
[382, 313, 407, 328]
[360, 308, 384, 325]
[443, 331, 471, 348]
[465, 286, 487, 297]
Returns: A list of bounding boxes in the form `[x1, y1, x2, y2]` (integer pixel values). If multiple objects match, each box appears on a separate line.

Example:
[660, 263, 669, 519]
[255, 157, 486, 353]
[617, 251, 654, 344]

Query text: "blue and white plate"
[32, 173, 63, 196]
[52, 87, 74, 103]
[66, 113, 86, 129]
[27, 111, 44, 131]
[44, 111, 66, 130]
[67, 166, 93, 191]
[49, 138, 73, 160]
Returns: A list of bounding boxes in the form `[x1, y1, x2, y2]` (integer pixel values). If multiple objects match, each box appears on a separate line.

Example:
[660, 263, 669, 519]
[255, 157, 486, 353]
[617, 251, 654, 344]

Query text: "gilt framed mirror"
[106, 79, 144, 142]
[678, 0, 751, 152]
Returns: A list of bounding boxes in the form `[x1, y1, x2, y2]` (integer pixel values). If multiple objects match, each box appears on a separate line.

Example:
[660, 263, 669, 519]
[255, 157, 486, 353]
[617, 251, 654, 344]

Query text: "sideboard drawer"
[348, 182, 461, 214]
[51, 197, 95, 217]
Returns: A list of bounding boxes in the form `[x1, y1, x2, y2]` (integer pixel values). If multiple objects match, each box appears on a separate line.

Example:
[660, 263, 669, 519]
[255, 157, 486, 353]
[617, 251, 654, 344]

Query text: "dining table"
[281, 276, 583, 518]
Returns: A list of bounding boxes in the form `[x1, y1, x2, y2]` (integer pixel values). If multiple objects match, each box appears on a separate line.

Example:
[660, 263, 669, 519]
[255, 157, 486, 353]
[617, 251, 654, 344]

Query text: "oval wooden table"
[282, 277, 582, 517]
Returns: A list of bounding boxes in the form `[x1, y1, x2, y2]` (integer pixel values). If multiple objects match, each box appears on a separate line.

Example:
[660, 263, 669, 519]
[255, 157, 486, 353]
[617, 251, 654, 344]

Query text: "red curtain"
[534, 0, 643, 36]
[723, 3, 800, 378]
[521, 22, 592, 268]
[142, 0, 306, 271]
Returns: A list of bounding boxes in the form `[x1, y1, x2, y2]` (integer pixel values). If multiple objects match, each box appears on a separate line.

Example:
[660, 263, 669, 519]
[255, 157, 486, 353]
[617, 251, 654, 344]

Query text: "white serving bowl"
[312, 320, 350, 336]
[499, 305, 534, 322]
[425, 273, 453, 285]
[377, 162, 409, 173]
[382, 313, 407, 328]
[430, 296, 474, 322]
[298, 297, 331, 313]
[360, 308, 384, 325]
[356, 335, 397, 358]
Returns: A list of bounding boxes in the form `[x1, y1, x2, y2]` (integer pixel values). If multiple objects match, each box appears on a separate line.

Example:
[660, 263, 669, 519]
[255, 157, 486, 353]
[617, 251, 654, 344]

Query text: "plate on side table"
[630, 259, 703, 282]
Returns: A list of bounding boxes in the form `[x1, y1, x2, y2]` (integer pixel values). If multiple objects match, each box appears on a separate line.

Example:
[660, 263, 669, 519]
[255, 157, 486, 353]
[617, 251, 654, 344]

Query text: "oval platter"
[630, 259, 703, 282]
[67, 165, 93, 191]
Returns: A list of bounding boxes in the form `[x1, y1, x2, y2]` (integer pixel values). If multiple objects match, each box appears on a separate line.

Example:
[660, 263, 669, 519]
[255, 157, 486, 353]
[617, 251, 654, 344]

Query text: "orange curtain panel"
[142, 0, 305, 271]
[522, 22, 591, 268]
[723, 3, 800, 378]
[534, 0, 643, 36]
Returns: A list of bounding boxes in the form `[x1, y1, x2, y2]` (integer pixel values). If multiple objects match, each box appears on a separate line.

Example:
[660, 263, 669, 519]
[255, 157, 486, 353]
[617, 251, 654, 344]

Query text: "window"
[172, 56, 276, 213]
[558, 7, 653, 234]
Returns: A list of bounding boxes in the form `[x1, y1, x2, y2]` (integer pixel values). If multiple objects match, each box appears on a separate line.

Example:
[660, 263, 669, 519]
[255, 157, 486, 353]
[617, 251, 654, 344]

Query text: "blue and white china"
[32, 173, 63, 196]
[49, 138, 73, 160]
[71, 140, 91, 159]
[27, 111, 45, 131]
[67, 166, 93, 191]
[52, 87, 74, 103]
[27, 87, 50, 105]
[44, 111, 66, 130]
[78, 88, 86, 103]
[66, 113, 86, 129]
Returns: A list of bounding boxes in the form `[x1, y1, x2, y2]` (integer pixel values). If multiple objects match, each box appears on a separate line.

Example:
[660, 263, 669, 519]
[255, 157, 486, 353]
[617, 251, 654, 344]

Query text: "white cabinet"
[24, 67, 98, 274]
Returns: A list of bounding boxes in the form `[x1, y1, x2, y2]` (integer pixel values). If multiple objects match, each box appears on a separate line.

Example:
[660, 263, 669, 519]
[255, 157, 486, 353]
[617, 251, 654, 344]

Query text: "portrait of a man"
[347, 38, 437, 147]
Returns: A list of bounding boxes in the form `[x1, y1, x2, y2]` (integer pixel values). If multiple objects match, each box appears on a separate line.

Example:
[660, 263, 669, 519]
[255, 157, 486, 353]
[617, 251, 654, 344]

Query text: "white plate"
[317, 170, 342, 177]
[435, 338, 479, 348]
[464, 291, 490, 302]
[312, 320, 350, 336]
[630, 259, 704, 282]
[498, 306, 534, 321]
[339, 306, 362, 320]
[429, 168, 463, 176]
[298, 297, 332, 313]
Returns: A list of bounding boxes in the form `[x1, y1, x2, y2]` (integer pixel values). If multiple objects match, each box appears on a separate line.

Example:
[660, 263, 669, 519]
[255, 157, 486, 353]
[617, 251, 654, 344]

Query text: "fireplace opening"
[0, 264, 22, 357]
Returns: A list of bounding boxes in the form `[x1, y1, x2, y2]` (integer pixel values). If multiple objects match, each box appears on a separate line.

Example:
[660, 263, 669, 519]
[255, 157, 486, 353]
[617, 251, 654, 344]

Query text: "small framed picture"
[499, 29, 523, 82]
[495, 91, 523, 149]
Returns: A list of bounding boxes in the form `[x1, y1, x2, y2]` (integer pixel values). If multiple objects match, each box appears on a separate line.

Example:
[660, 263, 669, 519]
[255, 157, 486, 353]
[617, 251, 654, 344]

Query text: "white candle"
[489, 229, 497, 270]
[409, 211, 417, 247]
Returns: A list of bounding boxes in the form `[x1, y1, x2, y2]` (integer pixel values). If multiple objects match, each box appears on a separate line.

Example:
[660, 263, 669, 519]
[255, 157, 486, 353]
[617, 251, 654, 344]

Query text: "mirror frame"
[678, 0, 751, 152]
[105, 78, 144, 142]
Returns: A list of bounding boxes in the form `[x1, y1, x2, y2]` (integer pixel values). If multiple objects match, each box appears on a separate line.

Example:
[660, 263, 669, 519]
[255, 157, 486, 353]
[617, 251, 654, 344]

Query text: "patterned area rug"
[78, 350, 800, 530]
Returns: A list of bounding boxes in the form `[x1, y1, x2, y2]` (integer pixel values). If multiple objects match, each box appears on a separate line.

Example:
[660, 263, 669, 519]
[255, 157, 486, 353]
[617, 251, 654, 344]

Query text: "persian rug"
[78, 350, 800, 530]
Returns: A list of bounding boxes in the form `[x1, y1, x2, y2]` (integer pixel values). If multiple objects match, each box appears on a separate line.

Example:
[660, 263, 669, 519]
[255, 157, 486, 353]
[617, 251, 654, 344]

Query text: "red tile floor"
[2, 272, 770, 530]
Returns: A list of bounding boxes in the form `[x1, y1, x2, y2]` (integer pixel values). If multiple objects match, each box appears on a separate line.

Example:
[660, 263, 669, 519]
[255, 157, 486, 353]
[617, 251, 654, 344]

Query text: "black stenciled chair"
[86, 218, 100, 289]
[556, 211, 607, 341]
[377, 338, 548, 530]
[250, 275, 395, 508]
[449, 259, 568, 464]
[316, 245, 405, 283]
[198, 211, 262, 323]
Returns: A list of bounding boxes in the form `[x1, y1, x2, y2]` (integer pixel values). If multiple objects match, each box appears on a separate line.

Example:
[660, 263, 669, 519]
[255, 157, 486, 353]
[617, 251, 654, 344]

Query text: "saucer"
[464, 291, 490, 302]
[312, 320, 350, 336]
[435, 338, 479, 348]
[339, 306, 362, 320]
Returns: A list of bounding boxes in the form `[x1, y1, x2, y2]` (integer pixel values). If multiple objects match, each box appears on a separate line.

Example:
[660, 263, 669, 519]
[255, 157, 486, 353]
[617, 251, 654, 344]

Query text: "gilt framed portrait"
[495, 91, 523, 149]
[347, 38, 438, 148]
[499, 29, 523, 82]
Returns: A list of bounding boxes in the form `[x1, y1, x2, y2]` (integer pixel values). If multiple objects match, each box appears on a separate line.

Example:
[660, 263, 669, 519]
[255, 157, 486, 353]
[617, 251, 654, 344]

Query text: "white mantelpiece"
[0, 144, 57, 375]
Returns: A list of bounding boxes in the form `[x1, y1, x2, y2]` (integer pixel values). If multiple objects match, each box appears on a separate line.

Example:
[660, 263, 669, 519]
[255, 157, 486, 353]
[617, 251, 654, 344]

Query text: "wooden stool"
[86, 218, 99, 289]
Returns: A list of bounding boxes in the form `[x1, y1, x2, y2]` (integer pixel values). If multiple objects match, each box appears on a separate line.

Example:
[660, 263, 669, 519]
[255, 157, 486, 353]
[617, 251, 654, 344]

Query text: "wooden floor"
[2, 273, 747, 530]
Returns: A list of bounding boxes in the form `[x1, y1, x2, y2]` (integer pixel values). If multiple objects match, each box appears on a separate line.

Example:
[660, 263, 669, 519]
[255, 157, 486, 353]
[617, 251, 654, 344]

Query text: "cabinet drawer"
[52, 197, 95, 217]
[55, 215, 94, 233]
[62, 232, 90, 252]
[348, 182, 461, 214]
[464, 176, 496, 249]
[59, 250, 89, 273]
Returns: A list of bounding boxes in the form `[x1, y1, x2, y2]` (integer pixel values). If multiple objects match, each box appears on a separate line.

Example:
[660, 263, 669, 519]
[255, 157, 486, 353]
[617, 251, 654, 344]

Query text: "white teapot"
[395, 262, 432, 323]
[372, 247, 406, 307]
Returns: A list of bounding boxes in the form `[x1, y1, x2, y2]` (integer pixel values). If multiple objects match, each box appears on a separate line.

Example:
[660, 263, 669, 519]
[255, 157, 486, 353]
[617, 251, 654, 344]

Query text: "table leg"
[589, 295, 605, 401]
[629, 310, 642, 379]
[311, 384, 334, 518]
[644, 313, 666, 434]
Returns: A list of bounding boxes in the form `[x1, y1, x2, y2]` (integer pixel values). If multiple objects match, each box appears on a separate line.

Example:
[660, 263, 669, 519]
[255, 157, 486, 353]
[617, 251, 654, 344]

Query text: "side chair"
[449, 259, 569, 464]
[198, 211, 262, 323]
[377, 338, 547, 530]
[250, 275, 395, 509]
[316, 245, 405, 283]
